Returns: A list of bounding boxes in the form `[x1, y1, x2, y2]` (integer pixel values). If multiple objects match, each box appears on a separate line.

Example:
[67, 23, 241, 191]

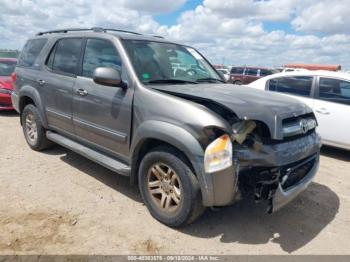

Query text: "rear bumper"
[10, 91, 19, 112]
[0, 92, 14, 110]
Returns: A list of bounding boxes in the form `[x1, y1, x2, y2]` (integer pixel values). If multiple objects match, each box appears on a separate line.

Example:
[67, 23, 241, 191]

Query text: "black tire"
[234, 80, 243, 85]
[138, 146, 205, 227]
[21, 104, 54, 151]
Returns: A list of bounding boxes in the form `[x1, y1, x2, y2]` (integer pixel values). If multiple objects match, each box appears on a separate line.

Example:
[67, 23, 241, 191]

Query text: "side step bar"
[46, 131, 131, 176]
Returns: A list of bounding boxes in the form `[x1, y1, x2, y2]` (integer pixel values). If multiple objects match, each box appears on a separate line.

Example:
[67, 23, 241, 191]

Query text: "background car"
[216, 68, 230, 81]
[229, 66, 278, 85]
[0, 58, 17, 110]
[248, 70, 350, 150]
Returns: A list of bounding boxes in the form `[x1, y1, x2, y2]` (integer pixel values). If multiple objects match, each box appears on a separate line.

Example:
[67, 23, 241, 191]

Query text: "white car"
[216, 68, 230, 81]
[248, 70, 350, 150]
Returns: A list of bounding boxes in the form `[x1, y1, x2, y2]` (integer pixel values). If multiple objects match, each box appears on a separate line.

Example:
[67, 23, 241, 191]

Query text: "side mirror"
[93, 67, 123, 87]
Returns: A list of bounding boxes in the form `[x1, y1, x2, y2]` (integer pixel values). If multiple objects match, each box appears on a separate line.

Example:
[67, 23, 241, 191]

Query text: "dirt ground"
[0, 111, 349, 255]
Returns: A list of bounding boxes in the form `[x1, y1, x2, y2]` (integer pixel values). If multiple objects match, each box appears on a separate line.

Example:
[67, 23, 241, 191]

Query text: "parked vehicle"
[249, 70, 350, 150]
[229, 66, 278, 85]
[12, 28, 320, 226]
[0, 58, 17, 110]
[216, 68, 230, 81]
[284, 64, 341, 72]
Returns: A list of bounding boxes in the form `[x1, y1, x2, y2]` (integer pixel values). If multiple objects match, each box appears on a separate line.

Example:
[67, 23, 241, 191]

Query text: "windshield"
[122, 40, 223, 84]
[0, 61, 16, 76]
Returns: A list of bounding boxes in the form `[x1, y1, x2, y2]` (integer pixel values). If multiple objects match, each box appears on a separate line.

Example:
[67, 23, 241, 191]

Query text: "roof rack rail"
[153, 35, 164, 39]
[36, 27, 142, 36]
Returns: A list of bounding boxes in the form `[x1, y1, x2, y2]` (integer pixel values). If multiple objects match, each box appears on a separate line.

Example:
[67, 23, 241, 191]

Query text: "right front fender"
[131, 120, 218, 206]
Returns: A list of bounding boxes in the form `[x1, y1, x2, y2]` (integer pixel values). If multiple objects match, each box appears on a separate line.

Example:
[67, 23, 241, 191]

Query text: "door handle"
[315, 108, 330, 115]
[37, 79, 46, 86]
[76, 89, 88, 96]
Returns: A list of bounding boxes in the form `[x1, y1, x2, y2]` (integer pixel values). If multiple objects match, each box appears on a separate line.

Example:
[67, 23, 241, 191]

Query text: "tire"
[234, 80, 243, 85]
[22, 104, 54, 151]
[138, 146, 205, 227]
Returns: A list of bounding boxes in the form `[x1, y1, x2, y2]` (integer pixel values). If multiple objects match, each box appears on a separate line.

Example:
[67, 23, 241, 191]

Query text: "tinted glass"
[269, 76, 313, 97]
[230, 67, 244, 74]
[260, 69, 273, 77]
[18, 39, 47, 67]
[123, 40, 220, 84]
[246, 68, 258, 76]
[52, 38, 83, 75]
[319, 78, 350, 105]
[82, 39, 122, 78]
[0, 61, 16, 76]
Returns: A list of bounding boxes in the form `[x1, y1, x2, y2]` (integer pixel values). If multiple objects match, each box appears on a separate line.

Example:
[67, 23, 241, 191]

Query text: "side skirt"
[46, 131, 131, 176]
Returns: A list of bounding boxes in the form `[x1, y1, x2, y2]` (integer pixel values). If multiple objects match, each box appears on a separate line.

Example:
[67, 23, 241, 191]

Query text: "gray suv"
[12, 28, 321, 227]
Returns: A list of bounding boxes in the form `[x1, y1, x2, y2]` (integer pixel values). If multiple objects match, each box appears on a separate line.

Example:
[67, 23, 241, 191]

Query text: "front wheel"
[138, 147, 205, 227]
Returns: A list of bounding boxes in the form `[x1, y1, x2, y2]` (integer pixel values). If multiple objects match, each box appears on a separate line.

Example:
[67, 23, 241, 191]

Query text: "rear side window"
[47, 38, 83, 75]
[230, 67, 244, 74]
[246, 68, 258, 76]
[268, 76, 313, 97]
[319, 78, 350, 105]
[82, 39, 122, 78]
[18, 39, 47, 68]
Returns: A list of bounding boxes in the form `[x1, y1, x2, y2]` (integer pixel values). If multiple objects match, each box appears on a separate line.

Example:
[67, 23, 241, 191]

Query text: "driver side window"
[82, 39, 122, 78]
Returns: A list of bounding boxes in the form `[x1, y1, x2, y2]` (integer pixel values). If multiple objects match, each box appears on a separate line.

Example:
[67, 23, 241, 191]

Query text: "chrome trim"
[283, 118, 317, 137]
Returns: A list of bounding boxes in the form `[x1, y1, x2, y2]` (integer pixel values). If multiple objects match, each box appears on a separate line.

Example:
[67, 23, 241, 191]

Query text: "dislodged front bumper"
[236, 132, 321, 212]
[207, 131, 321, 209]
[271, 153, 319, 212]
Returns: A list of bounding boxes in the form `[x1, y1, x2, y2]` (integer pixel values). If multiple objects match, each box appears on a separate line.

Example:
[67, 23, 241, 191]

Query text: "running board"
[46, 131, 130, 176]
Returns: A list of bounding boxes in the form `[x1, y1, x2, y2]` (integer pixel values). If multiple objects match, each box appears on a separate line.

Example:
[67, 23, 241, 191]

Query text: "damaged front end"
[229, 117, 321, 213]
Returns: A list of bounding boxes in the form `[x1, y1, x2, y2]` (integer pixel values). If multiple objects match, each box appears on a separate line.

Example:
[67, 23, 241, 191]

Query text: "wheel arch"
[130, 120, 214, 206]
[18, 86, 48, 128]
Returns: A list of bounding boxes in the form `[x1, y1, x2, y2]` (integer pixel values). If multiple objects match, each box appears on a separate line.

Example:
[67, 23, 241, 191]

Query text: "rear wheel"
[138, 147, 205, 227]
[22, 104, 53, 151]
[234, 80, 243, 85]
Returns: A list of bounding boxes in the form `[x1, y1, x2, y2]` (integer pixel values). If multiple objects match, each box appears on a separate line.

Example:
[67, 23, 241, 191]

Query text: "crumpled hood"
[152, 84, 313, 140]
[0, 76, 14, 90]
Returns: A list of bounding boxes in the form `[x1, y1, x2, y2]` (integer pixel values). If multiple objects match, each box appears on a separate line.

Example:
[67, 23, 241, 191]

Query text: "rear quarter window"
[17, 39, 47, 68]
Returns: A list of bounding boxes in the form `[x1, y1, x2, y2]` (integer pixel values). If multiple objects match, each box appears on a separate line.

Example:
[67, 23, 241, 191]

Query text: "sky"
[1, 0, 350, 68]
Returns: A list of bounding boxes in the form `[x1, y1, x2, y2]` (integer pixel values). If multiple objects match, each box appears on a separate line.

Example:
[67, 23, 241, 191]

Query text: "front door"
[73, 38, 133, 161]
[314, 77, 350, 149]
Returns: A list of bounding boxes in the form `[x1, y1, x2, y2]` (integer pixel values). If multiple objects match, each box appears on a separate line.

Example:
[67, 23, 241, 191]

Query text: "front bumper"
[208, 132, 321, 208]
[236, 132, 321, 211]
[271, 153, 319, 212]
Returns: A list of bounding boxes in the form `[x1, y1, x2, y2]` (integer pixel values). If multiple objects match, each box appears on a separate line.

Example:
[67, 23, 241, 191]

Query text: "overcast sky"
[1, 0, 349, 68]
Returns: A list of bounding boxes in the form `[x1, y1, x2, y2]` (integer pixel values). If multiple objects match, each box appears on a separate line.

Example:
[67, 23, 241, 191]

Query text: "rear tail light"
[11, 72, 17, 83]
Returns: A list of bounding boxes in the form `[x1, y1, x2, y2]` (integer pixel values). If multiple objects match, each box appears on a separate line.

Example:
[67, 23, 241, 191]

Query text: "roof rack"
[36, 27, 142, 36]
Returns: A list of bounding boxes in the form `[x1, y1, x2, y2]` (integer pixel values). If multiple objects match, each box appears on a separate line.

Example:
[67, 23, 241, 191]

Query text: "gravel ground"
[0, 111, 349, 255]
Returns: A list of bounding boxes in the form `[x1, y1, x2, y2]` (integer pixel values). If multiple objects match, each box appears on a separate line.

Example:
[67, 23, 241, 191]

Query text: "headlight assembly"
[204, 134, 232, 173]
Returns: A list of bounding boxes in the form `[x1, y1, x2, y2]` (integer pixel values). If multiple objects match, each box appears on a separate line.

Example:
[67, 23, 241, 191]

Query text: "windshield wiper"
[145, 79, 198, 85]
[196, 77, 226, 83]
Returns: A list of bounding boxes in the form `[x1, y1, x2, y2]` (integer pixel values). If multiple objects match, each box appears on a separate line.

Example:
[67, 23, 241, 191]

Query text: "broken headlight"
[204, 134, 232, 173]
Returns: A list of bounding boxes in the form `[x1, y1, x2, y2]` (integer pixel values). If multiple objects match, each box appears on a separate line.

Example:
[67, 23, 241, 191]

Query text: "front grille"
[282, 112, 315, 126]
[280, 154, 316, 190]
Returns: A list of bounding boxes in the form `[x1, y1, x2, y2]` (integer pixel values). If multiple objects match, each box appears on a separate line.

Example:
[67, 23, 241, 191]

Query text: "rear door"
[40, 38, 83, 134]
[266, 76, 315, 109]
[244, 68, 259, 84]
[73, 38, 133, 160]
[314, 77, 350, 148]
